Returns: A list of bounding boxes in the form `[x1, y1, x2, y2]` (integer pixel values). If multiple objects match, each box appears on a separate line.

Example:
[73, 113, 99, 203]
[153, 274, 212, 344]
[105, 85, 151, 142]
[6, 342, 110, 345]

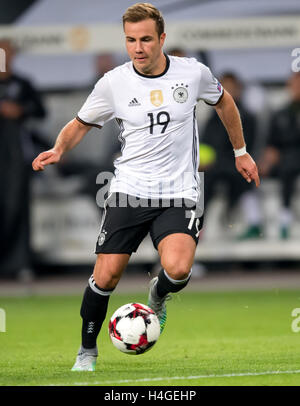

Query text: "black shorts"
[95, 193, 203, 255]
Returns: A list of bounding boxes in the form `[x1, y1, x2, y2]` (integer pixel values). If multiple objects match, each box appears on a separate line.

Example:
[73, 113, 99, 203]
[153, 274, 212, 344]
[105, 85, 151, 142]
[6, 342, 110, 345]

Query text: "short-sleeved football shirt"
[77, 55, 223, 202]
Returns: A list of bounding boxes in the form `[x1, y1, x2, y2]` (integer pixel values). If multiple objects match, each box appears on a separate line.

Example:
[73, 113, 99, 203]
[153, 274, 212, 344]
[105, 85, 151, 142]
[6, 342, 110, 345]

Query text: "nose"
[135, 40, 143, 53]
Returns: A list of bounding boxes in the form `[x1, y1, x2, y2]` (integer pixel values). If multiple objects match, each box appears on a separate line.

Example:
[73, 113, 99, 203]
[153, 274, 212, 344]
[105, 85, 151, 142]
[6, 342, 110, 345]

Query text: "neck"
[151, 52, 166, 76]
[134, 52, 167, 77]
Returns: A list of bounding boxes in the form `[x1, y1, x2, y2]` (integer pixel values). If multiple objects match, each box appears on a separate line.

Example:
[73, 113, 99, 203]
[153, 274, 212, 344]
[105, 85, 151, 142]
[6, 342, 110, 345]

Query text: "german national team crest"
[98, 229, 107, 246]
[173, 84, 189, 103]
[150, 90, 163, 107]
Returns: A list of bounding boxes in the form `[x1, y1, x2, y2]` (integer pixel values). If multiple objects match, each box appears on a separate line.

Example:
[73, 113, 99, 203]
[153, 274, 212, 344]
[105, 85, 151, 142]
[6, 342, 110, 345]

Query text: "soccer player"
[32, 3, 260, 371]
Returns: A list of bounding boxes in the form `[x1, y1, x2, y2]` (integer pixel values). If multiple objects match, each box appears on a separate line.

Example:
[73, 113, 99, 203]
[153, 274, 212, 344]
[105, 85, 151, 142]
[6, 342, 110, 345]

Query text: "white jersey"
[77, 55, 223, 202]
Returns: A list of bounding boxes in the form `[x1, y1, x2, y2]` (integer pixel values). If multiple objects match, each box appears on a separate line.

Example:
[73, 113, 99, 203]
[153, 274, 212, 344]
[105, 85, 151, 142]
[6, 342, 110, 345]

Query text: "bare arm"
[32, 118, 91, 171]
[214, 90, 260, 187]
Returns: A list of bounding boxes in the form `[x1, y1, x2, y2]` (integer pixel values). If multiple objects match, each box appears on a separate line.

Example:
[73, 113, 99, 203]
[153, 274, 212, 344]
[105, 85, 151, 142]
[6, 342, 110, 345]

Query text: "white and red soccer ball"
[109, 303, 160, 355]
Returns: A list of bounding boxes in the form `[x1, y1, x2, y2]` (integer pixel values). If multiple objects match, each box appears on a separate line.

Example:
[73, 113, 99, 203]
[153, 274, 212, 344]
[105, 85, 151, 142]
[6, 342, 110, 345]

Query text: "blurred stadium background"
[1, 0, 300, 291]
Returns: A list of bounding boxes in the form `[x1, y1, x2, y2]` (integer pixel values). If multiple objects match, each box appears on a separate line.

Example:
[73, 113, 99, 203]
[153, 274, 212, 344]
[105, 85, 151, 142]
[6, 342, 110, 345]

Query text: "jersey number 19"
[147, 112, 170, 135]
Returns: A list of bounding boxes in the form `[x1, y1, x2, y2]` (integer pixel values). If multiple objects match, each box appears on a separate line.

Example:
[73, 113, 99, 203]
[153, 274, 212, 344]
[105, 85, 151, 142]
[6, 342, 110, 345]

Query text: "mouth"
[135, 56, 147, 62]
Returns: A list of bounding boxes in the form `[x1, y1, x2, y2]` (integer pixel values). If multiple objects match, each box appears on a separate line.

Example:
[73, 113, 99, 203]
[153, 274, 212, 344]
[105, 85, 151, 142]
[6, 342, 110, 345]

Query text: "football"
[108, 303, 160, 355]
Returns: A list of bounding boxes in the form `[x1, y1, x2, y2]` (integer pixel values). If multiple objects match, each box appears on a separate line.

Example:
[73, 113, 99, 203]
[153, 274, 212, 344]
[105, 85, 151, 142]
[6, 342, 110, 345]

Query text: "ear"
[160, 32, 166, 47]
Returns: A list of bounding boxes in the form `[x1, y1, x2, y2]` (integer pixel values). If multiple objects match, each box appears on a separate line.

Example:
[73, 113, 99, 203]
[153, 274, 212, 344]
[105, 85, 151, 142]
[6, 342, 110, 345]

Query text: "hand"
[32, 148, 61, 171]
[235, 153, 260, 187]
[0, 101, 24, 119]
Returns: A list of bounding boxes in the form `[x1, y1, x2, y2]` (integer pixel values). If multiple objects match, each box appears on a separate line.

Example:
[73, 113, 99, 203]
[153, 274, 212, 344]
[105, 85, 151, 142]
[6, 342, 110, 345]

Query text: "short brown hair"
[122, 3, 165, 37]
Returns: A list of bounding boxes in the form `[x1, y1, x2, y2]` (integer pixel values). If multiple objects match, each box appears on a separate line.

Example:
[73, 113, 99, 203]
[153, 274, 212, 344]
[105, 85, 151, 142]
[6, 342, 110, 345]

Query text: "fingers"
[32, 155, 45, 171]
[39, 155, 57, 166]
[240, 168, 252, 183]
[32, 152, 47, 171]
[248, 162, 260, 187]
[236, 155, 260, 187]
[240, 167, 260, 187]
[253, 171, 260, 187]
[32, 151, 57, 171]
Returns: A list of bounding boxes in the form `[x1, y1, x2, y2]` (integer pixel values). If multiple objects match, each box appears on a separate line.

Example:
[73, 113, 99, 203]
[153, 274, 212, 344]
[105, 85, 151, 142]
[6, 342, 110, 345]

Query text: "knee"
[162, 260, 191, 281]
[92, 256, 124, 290]
[92, 269, 120, 290]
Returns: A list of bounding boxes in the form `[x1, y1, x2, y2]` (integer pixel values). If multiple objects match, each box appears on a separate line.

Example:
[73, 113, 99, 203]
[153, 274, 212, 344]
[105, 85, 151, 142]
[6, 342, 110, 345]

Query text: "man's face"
[124, 18, 166, 75]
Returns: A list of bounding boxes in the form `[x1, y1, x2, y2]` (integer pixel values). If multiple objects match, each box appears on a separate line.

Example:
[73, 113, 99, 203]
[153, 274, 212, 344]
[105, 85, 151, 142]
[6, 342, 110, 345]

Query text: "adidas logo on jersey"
[128, 97, 141, 107]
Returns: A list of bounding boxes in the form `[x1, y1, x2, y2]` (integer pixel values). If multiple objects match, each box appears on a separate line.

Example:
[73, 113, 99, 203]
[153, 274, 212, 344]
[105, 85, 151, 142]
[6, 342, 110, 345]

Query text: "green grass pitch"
[1, 289, 300, 386]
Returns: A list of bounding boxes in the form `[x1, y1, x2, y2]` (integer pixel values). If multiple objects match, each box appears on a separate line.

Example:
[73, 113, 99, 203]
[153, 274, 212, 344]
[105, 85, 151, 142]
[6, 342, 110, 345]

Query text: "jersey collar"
[132, 54, 170, 79]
